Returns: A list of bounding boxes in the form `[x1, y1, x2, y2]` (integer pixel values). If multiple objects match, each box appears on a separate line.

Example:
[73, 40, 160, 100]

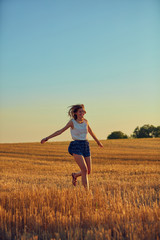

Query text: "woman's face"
[76, 108, 86, 119]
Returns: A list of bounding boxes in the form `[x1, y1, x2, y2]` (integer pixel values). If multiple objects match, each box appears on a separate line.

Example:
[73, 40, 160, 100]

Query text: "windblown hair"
[68, 104, 86, 120]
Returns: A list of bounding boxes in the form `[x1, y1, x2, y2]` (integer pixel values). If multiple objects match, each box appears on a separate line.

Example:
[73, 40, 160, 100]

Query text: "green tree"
[132, 127, 140, 138]
[107, 131, 128, 139]
[133, 124, 158, 138]
[153, 126, 160, 137]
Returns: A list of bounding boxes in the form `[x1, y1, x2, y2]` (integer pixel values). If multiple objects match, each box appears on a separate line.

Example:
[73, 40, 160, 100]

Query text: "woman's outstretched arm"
[41, 120, 73, 144]
[88, 124, 103, 147]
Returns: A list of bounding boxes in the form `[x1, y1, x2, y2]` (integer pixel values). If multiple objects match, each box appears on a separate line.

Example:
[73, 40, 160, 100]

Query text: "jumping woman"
[41, 104, 103, 190]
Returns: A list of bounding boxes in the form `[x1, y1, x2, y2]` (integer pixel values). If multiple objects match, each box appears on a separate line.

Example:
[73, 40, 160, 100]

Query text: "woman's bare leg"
[74, 171, 81, 178]
[84, 156, 92, 175]
[73, 154, 89, 189]
[73, 156, 92, 178]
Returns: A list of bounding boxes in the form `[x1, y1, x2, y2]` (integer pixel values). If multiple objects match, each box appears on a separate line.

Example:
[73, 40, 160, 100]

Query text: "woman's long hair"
[68, 104, 86, 120]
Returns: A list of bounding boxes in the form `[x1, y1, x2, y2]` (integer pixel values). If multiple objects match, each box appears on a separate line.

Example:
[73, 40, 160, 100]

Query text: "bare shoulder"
[67, 119, 74, 128]
[67, 119, 73, 125]
[84, 118, 89, 125]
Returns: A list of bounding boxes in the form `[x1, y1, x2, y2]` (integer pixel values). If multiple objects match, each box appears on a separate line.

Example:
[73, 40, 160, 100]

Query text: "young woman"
[41, 104, 103, 190]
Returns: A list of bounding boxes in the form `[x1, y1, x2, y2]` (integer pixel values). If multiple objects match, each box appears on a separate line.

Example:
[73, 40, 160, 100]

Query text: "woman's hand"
[41, 137, 48, 144]
[97, 141, 103, 147]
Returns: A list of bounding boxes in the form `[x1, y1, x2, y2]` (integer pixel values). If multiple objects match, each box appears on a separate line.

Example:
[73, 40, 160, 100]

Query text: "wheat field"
[0, 138, 160, 240]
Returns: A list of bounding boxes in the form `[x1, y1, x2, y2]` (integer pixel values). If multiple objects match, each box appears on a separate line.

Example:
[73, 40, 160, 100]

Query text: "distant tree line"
[107, 124, 160, 139]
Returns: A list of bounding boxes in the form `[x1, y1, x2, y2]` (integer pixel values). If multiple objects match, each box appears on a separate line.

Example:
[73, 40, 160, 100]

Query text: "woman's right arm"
[41, 120, 73, 144]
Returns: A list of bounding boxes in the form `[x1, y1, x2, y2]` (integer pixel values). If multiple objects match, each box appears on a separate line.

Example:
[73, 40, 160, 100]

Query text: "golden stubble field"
[0, 138, 160, 240]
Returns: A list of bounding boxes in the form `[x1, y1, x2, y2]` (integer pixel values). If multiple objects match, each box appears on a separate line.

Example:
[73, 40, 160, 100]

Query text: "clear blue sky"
[0, 0, 160, 143]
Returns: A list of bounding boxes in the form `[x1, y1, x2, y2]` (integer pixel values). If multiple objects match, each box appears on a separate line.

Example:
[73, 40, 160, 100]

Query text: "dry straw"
[0, 138, 160, 239]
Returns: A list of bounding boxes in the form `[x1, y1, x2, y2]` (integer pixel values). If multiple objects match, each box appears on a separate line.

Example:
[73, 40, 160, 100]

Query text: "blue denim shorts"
[68, 140, 91, 157]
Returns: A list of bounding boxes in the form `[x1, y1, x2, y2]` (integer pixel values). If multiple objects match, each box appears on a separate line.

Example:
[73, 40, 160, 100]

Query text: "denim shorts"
[68, 140, 91, 157]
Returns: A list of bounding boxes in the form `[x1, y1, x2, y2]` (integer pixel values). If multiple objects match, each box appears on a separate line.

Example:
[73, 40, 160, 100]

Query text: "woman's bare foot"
[72, 173, 77, 186]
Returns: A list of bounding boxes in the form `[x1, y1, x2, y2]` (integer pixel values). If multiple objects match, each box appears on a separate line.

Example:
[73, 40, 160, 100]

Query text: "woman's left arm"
[88, 124, 103, 147]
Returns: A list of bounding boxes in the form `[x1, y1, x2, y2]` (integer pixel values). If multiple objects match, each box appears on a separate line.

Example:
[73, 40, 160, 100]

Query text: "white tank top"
[70, 119, 88, 140]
